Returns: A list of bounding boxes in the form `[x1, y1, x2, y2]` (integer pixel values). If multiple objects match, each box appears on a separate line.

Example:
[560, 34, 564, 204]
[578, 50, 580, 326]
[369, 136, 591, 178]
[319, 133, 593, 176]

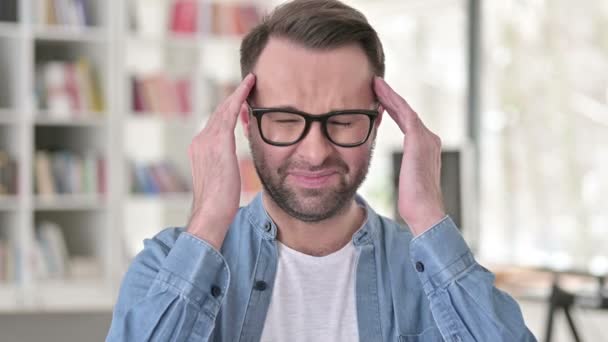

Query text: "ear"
[239, 102, 251, 139]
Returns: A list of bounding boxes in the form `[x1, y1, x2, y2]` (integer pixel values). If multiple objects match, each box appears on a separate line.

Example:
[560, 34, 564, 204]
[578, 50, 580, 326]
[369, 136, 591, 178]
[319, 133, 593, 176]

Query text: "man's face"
[242, 38, 382, 222]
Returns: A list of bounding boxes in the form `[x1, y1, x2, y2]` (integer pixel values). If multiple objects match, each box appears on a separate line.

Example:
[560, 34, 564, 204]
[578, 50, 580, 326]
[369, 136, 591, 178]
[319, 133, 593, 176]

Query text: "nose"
[295, 122, 334, 166]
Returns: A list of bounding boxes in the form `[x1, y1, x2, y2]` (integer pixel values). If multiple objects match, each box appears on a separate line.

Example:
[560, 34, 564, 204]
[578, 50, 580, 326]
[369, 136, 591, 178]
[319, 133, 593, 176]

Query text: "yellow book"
[76, 58, 105, 114]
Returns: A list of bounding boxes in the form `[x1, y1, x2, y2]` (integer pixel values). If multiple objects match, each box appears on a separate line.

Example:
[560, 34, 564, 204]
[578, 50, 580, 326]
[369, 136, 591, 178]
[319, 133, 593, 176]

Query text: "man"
[107, 0, 535, 341]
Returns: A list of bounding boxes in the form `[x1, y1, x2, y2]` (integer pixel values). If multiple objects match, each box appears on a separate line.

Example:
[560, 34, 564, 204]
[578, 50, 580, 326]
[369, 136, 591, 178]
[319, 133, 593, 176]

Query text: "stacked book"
[34, 150, 106, 196]
[0, 150, 18, 195]
[32, 221, 102, 280]
[130, 160, 191, 195]
[36, 58, 105, 119]
[33, 221, 69, 279]
[37, 0, 93, 26]
[131, 74, 192, 116]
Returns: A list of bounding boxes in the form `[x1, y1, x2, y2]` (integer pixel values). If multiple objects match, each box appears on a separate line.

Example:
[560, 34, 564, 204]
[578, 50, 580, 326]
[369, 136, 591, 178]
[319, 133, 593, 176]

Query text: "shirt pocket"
[399, 327, 444, 342]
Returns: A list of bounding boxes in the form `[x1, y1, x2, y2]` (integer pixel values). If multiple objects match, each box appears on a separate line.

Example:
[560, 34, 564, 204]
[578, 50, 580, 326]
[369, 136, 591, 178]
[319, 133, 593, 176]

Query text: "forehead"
[252, 37, 374, 110]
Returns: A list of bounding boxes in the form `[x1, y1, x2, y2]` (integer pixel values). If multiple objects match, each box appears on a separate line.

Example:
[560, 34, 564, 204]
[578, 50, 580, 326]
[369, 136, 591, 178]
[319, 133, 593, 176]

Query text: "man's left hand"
[373, 76, 446, 236]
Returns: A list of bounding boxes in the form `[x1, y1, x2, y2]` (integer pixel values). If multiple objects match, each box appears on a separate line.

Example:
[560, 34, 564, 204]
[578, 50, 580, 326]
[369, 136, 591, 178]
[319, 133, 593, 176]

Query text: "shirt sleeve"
[106, 230, 230, 342]
[409, 216, 537, 342]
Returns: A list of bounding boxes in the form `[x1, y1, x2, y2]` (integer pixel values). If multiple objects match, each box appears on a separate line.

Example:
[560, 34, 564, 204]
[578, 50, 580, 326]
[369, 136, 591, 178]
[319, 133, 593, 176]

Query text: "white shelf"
[0, 280, 113, 313]
[202, 35, 245, 45]
[0, 22, 20, 38]
[0, 195, 18, 211]
[34, 25, 108, 42]
[127, 33, 202, 48]
[34, 115, 107, 127]
[127, 113, 195, 124]
[34, 194, 106, 211]
[0, 109, 18, 125]
[33, 279, 114, 312]
[129, 192, 192, 207]
[0, 284, 20, 312]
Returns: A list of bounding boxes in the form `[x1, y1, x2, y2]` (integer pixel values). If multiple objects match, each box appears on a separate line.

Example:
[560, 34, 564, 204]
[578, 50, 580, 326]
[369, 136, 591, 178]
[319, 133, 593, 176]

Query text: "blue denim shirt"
[107, 193, 535, 341]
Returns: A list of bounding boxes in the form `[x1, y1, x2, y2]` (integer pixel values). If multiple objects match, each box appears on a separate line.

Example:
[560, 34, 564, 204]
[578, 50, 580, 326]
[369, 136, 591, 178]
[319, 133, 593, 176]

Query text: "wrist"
[404, 211, 446, 237]
[186, 211, 232, 251]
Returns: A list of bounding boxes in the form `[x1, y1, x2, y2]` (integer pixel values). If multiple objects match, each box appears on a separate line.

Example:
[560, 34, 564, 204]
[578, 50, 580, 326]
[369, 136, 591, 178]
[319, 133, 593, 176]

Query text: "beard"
[249, 138, 374, 223]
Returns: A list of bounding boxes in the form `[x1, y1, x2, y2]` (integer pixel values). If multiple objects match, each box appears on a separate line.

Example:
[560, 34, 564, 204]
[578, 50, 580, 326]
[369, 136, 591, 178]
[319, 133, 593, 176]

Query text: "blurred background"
[0, 0, 607, 341]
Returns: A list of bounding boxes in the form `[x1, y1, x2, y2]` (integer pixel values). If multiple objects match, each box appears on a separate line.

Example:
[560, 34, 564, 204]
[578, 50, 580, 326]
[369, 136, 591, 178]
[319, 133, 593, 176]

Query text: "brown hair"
[240, 0, 385, 78]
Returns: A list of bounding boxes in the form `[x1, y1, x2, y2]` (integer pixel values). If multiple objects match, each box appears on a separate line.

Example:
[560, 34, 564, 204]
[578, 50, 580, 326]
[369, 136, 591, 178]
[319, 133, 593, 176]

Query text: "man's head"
[239, 0, 385, 222]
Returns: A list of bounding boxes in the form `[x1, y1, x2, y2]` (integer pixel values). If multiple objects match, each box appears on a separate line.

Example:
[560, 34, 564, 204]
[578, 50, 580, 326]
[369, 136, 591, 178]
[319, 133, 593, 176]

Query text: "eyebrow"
[258, 103, 378, 112]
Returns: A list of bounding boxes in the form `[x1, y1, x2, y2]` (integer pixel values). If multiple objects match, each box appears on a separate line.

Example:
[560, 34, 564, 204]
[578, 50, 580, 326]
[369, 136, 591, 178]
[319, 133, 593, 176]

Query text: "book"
[130, 160, 191, 195]
[38, 58, 105, 118]
[77, 58, 104, 113]
[35, 150, 56, 196]
[97, 157, 106, 194]
[170, 0, 198, 34]
[83, 152, 98, 193]
[132, 74, 192, 115]
[0, 240, 16, 282]
[36, 0, 91, 26]
[0, 240, 8, 282]
[42, 62, 72, 118]
[34, 150, 104, 196]
[207, 3, 261, 36]
[35, 221, 69, 279]
[0, 150, 18, 195]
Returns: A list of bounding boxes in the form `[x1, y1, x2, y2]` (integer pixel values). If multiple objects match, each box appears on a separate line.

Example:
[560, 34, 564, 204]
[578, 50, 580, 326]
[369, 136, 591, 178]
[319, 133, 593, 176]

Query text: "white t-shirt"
[260, 239, 360, 342]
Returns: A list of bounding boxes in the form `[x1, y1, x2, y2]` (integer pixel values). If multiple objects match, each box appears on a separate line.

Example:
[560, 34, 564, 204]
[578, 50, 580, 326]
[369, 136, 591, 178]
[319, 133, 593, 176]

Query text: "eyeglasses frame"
[246, 101, 380, 148]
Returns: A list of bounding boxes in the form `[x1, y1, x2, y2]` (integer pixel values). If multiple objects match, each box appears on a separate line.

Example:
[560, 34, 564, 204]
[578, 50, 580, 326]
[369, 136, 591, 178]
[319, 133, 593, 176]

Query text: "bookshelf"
[119, 0, 266, 258]
[0, 0, 267, 313]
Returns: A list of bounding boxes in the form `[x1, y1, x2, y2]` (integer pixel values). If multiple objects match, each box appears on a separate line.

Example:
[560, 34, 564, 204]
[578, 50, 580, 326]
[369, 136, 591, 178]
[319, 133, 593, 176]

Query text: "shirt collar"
[245, 191, 380, 246]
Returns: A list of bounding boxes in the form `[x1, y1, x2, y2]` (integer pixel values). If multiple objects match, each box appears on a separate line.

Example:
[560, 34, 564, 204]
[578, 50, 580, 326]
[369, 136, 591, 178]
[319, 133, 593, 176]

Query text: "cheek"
[250, 133, 294, 170]
[338, 147, 371, 171]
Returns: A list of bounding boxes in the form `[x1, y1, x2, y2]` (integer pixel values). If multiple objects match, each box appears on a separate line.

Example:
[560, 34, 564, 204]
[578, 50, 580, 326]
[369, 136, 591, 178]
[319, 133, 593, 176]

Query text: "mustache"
[277, 156, 350, 176]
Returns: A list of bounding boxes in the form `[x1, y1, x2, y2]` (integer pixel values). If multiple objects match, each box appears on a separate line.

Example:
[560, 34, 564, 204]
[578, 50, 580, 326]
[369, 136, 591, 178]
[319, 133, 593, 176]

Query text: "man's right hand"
[186, 73, 256, 250]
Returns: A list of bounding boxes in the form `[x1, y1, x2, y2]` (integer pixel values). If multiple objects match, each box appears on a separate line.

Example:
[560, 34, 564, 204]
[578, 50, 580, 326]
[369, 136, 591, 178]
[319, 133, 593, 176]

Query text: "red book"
[170, 0, 198, 34]
[132, 77, 145, 112]
[65, 64, 82, 114]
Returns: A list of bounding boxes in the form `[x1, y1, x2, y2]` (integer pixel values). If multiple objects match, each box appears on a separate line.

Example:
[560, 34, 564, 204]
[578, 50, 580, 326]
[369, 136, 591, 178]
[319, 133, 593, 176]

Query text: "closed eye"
[329, 121, 353, 127]
[274, 119, 301, 123]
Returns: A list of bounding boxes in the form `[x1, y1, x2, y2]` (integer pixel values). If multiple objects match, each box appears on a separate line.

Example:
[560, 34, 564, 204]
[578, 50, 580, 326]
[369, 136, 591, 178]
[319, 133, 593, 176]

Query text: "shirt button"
[211, 285, 222, 298]
[264, 222, 272, 232]
[415, 261, 425, 272]
[253, 280, 267, 291]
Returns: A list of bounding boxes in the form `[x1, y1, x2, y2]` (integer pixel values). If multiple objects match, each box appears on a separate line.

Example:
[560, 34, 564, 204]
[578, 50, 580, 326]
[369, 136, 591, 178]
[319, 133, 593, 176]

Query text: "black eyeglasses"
[247, 101, 379, 147]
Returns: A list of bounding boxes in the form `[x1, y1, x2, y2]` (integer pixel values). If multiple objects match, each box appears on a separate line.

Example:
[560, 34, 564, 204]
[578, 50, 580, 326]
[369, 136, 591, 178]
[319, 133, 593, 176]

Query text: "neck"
[262, 192, 366, 257]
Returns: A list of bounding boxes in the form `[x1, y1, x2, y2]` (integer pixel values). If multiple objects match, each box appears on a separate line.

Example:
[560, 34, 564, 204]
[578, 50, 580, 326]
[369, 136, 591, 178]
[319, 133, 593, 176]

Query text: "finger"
[373, 76, 419, 134]
[223, 73, 256, 128]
